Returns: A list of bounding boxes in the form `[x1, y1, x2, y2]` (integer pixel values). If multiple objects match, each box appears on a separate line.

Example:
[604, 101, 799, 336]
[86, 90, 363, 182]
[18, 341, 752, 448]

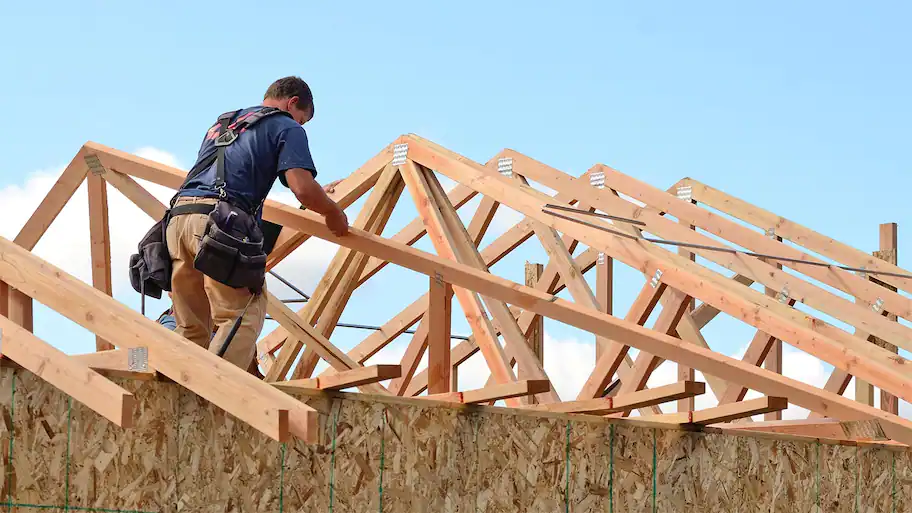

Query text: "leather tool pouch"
[193, 200, 267, 292]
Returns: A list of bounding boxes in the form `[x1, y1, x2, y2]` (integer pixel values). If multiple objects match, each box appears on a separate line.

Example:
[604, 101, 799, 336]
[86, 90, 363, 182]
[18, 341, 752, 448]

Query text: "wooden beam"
[419, 164, 559, 404]
[291, 171, 405, 379]
[441, 144, 912, 401]
[428, 276, 453, 394]
[526, 381, 705, 415]
[577, 281, 667, 400]
[0, 237, 317, 443]
[648, 397, 788, 425]
[614, 288, 692, 416]
[528, 159, 912, 356]
[596, 252, 613, 360]
[406, 247, 601, 397]
[0, 281, 7, 318]
[524, 262, 544, 374]
[677, 199, 697, 413]
[103, 171, 167, 218]
[763, 235, 784, 420]
[263, 292, 388, 394]
[0, 316, 136, 427]
[399, 161, 524, 405]
[87, 173, 115, 351]
[388, 316, 430, 395]
[684, 177, 912, 296]
[426, 380, 551, 404]
[876, 222, 899, 415]
[15, 150, 91, 250]
[71, 349, 159, 380]
[266, 165, 402, 378]
[273, 365, 401, 392]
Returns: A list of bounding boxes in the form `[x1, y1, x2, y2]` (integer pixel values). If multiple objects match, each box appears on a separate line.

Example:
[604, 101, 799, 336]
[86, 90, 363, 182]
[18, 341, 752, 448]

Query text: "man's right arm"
[284, 168, 349, 236]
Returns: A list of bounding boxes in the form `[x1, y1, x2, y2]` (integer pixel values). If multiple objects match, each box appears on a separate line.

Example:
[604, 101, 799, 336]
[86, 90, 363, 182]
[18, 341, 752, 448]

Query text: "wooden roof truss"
[0, 134, 909, 446]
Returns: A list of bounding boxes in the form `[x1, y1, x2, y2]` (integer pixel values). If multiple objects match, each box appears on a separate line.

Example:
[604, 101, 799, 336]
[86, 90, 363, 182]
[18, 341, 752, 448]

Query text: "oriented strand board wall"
[0, 367, 907, 512]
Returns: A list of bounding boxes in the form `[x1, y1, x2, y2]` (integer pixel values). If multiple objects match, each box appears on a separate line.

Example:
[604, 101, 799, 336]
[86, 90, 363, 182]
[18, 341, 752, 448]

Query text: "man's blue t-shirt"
[177, 106, 317, 215]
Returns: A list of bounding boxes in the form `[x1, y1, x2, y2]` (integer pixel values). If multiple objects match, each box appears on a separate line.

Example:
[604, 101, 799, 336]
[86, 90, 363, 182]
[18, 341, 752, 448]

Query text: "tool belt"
[129, 106, 292, 299]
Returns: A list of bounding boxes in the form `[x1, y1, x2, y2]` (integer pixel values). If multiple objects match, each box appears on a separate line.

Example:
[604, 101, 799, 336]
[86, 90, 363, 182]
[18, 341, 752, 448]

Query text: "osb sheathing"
[0, 367, 908, 512]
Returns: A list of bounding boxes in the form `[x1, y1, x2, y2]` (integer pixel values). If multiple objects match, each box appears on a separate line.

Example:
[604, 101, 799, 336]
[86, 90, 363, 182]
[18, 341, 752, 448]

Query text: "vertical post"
[525, 262, 545, 367]
[873, 222, 899, 414]
[0, 281, 8, 318]
[8, 289, 33, 332]
[427, 274, 453, 395]
[524, 262, 544, 405]
[677, 206, 696, 413]
[595, 253, 613, 360]
[763, 235, 784, 420]
[88, 173, 115, 351]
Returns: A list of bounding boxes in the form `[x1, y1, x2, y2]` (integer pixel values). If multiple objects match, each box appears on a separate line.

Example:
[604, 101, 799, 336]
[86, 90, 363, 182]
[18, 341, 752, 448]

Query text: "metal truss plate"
[127, 347, 148, 372]
[497, 157, 513, 177]
[391, 144, 408, 167]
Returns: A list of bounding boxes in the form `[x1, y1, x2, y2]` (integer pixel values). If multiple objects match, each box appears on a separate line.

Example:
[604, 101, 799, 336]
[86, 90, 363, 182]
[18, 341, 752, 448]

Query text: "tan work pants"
[166, 196, 267, 369]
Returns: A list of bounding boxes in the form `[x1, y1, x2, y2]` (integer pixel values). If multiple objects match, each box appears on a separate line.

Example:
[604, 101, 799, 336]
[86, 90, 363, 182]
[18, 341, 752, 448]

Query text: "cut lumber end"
[840, 419, 888, 441]
[121, 393, 137, 429]
[374, 364, 403, 380]
[527, 379, 552, 395]
[287, 406, 321, 444]
[682, 380, 707, 396]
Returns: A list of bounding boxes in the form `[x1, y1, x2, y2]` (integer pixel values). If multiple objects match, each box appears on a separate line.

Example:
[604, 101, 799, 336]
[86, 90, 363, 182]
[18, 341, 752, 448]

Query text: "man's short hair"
[264, 76, 314, 113]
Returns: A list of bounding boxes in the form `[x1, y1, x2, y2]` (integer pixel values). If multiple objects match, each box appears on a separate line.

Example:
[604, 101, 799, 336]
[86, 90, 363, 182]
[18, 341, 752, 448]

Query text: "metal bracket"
[127, 347, 148, 372]
[597, 252, 606, 265]
[391, 144, 408, 167]
[497, 157, 513, 177]
[649, 269, 663, 288]
[433, 271, 444, 287]
[872, 298, 885, 314]
[676, 185, 692, 202]
[776, 286, 790, 304]
[589, 170, 605, 189]
[765, 227, 776, 238]
[84, 154, 106, 176]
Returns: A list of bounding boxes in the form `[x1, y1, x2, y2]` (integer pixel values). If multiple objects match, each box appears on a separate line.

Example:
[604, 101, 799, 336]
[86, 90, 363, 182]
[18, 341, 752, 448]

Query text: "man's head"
[263, 76, 314, 124]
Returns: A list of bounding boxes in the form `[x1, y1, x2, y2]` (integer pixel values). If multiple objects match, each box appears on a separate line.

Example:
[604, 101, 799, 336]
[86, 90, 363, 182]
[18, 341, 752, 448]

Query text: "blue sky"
[1, 2, 910, 412]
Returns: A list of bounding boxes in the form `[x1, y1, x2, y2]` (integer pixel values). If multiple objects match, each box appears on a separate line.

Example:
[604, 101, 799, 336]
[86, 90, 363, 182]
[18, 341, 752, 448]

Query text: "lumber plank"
[647, 397, 788, 425]
[526, 381, 705, 415]
[419, 163, 559, 404]
[263, 292, 388, 394]
[427, 276, 453, 394]
[0, 316, 136, 427]
[523, 262, 544, 377]
[273, 364, 401, 392]
[426, 380, 552, 404]
[615, 171, 912, 323]
[15, 150, 91, 250]
[103, 171, 167, 218]
[684, 178, 912, 296]
[388, 316, 431, 395]
[577, 281, 668, 400]
[0, 236, 318, 443]
[399, 160, 524, 403]
[614, 288, 692, 416]
[87, 173, 115, 351]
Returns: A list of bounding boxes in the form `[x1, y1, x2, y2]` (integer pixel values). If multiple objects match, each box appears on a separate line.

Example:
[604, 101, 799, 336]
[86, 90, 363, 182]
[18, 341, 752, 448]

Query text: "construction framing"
[1, 134, 910, 455]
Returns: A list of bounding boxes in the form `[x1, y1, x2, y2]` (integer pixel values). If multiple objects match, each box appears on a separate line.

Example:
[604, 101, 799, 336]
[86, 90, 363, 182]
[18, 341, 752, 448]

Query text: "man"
[166, 76, 348, 370]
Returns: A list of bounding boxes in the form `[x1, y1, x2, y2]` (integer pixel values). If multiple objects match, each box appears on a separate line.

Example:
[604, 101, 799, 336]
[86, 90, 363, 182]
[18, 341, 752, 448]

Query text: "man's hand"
[326, 208, 349, 237]
[323, 179, 343, 194]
